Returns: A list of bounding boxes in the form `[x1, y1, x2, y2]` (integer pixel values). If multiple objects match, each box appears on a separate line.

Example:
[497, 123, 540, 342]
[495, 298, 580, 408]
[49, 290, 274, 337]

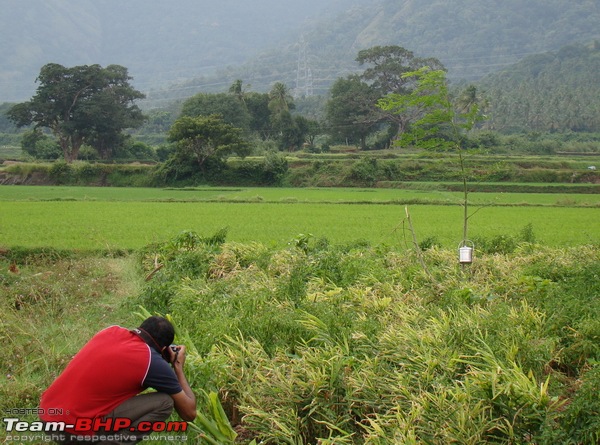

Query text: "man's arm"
[168, 346, 197, 421]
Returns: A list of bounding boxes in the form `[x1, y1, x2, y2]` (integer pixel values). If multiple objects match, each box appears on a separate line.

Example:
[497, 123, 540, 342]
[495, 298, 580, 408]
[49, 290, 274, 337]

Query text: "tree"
[245, 92, 272, 140]
[228, 79, 248, 105]
[298, 116, 321, 149]
[325, 75, 380, 148]
[270, 113, 316, 151]
[268, 82, 294, 114]
[325, 46, 447, 150]
[357, 45, 445, 96]
[20, 129, 61, 159]
[0, 103, 18, 132]
[7, 63, 145, 162]
[268, 82, 304, 150]
[358, 46, 446, 144]
[378, 68, 485, 243]
[168, 115, 250, 171]
[181, 92, 251, 131]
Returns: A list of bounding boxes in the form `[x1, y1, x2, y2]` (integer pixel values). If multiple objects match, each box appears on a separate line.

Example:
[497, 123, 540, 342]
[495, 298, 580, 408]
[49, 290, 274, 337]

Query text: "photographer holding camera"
[39, 316, 196, 444]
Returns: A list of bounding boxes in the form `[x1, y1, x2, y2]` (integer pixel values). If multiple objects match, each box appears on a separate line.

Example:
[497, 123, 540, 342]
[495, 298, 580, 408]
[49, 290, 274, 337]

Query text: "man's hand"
[167, 345, 196, 421]
[169, 345, 186, 368]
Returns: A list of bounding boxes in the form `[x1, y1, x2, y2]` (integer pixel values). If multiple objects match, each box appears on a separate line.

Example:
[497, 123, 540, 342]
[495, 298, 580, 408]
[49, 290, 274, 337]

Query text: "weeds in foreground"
[0, 255, 139, 422]
[2, 233, 599, 444]
[133, 231, 600, 444]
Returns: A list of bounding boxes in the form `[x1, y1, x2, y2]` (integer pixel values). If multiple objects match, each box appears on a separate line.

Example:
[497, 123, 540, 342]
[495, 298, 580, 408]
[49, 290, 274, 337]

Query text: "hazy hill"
[145, 0, 600, 105]
[0, 0, 356, 102]
[480, 41, 600, 133]
[2, 0, 600, 110]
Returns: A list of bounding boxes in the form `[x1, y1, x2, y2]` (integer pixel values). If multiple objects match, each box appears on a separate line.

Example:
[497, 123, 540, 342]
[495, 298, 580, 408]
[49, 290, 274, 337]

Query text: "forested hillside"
[147, 0, 600, 104]
[2, 0, 599, 106]
[480, 42, 600, 133]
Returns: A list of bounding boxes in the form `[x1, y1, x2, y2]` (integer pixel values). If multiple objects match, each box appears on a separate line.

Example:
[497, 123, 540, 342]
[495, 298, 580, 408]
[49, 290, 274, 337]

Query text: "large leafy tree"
[324, 46, 447, 149]
[357, 46, 446, 144]
[181, 92, 251, 131]
[357, 45, 445, 95]
[168, 114, 250, 171]
[7, 63, 145, 162]
[325, 75, 381, 148]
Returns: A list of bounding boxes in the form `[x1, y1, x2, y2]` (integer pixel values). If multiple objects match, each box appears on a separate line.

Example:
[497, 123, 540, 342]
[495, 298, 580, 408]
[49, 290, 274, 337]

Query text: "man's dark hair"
[139, 316, 175, 349]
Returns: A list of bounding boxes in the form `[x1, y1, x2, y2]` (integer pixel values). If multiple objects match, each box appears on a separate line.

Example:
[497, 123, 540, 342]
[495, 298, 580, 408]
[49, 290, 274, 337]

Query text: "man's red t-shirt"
[39, 325, 181, 434]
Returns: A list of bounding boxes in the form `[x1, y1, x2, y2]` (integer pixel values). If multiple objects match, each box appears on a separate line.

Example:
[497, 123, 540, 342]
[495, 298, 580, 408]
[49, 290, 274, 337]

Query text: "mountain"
[144, 0, 600, 105]
[0, 0, 356, 102]
[2, 0, 600, 108]
[479, 41, 600, 133]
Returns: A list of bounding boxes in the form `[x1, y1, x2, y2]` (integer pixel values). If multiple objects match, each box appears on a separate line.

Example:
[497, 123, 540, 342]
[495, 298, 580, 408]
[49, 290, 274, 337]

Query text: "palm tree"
[268, 82, 293, 114]
[228, 79, 247, 105]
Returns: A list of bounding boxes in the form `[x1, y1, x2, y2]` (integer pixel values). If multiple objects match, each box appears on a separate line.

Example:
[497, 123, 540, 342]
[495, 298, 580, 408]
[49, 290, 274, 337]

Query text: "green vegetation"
[0, 186, 598, 252]
[2, 230, 599, 443]
[1, 150, 598, 188]
[1, 184, 599, 205]
[5, 41, 600, 168]
[2, 3, 600, 443]
[481, 42, 600, 133]
[7, 63, 145, 163]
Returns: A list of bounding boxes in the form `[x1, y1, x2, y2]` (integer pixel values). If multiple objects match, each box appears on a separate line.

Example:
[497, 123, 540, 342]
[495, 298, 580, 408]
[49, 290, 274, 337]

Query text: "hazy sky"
[0, 0, 365, 101]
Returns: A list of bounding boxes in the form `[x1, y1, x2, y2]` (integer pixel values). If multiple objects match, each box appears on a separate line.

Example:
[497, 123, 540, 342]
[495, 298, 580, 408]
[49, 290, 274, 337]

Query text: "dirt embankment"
[0, 170, 51, 185]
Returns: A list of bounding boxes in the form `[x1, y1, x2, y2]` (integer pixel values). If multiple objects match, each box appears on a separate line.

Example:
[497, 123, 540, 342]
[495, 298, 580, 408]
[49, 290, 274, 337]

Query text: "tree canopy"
[325, 75, 381, 148]
[356, 45, 445, 95]
[168, 114, 250, 170]
[181, 92, 251, 131]
[325, 46, 447, 147]
[7, 63, 145, 162]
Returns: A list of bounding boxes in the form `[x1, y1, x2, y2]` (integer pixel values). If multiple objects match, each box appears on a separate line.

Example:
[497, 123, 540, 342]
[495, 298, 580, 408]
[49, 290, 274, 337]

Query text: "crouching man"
[39, 316, 196, 444]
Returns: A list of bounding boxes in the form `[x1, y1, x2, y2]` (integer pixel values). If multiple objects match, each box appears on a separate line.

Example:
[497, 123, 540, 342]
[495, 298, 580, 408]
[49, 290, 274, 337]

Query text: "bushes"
[518, 248, 600, 375]
[350, 157, 379, 186]
[2, 161, 155, 186]
[473, 223, 536, 254]
[548, 363, 600, 444]
[135, 233, 600, 444]
[48, 161, 73, 184]
[3, 153, 598, 187]
[225, 152, 289, 185]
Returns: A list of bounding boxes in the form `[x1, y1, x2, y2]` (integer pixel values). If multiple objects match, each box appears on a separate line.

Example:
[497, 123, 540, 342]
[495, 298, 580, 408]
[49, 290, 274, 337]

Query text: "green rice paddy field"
[0, 185, 598, 250]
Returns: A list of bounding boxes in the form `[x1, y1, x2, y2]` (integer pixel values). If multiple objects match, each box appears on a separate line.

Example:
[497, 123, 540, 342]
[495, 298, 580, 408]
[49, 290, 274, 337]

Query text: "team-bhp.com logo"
[3, 414, 187, 443]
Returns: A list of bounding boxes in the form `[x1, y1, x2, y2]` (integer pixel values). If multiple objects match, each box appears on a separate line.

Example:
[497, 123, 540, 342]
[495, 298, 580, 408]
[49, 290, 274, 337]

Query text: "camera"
[162, 345, 180, 363]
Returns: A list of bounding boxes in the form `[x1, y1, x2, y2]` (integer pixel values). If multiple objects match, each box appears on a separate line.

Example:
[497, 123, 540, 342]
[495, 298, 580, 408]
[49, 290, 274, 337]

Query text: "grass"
[1, 185, 600, 206]
[0, 184, 598, 251]
[0, 200, 598, 251]
[137, 237, 600, 444]
[0, 256, 141, 421]
[0, 144, 22, 159]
